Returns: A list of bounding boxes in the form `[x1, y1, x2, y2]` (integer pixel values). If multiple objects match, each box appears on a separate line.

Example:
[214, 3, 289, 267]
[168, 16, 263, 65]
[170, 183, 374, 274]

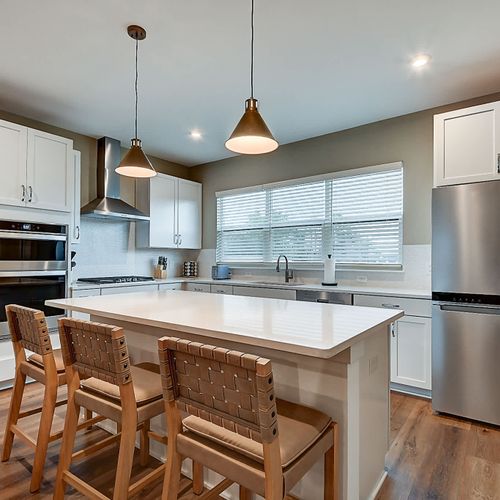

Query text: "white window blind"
[216, 164, 403, 266]
[332, 169, 403, 265]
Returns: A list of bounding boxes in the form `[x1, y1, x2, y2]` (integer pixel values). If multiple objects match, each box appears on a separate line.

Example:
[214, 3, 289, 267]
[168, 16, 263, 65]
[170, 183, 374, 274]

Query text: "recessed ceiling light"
[190, 130, 202, 140]
[411, 54, 431, 68]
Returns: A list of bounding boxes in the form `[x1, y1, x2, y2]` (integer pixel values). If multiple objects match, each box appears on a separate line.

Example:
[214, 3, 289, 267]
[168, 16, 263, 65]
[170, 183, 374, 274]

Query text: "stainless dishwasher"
[296, 289, 353, 305]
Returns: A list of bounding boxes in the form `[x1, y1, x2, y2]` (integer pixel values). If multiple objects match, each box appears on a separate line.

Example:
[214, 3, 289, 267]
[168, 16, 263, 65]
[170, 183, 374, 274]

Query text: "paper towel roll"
[323, 254, 336, 285]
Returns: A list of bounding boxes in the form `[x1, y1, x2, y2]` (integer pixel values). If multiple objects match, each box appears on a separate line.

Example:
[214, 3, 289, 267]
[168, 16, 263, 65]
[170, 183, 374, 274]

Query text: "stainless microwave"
[212, 265, 231, 280]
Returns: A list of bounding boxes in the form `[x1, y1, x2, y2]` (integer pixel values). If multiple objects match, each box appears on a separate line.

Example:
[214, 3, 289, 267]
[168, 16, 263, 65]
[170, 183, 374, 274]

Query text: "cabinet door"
[391, 316, 431, 389]
[26, 129, 73, 211]
[101, 284, 158, 295]
[159, 283, 183, 291]
[176, 179, 202, 249]
[149, 175, 177, 248]
[0, 119, 27, 207]
[71, 151, 81, 244]
[434, 102, 500, 186]
[210, 284, 233, 295]
[232, 286, 296, 300]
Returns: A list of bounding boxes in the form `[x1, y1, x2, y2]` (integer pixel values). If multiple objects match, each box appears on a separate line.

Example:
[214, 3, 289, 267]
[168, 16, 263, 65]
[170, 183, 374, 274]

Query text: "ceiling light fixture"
[225, 0, 278, 155]
[190, 130, 202, 140]
[116, 25, 156, 178]
[411, 54, 431, 68]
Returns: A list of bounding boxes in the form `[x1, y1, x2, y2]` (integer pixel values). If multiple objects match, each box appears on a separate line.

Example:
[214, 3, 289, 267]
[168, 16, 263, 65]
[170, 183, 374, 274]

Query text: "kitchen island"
[47, 290, 403, 500]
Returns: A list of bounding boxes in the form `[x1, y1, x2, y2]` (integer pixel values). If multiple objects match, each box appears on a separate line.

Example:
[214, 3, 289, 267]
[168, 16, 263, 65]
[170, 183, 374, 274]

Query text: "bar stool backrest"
[5, 304, 52, 356]
[58, 318, 132, 386]
[158, 336, 279, 444]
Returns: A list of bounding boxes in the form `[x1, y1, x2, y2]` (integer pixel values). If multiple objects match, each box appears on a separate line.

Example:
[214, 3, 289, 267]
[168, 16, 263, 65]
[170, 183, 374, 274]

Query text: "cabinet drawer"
[232, 286, 296, 300]
[185, 283, 211, 293]
[353, 294, 431, 317]
[159, 283, 183, 291]
[210, 284, 233, 295]
[101, 284, 158, 295]
[71, 288, 100, 298]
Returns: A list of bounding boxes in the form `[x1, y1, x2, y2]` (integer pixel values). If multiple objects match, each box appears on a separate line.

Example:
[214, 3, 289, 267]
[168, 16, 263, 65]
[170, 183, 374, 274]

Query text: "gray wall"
[190, 91, 500, 249]
[0, 109, 191, 207]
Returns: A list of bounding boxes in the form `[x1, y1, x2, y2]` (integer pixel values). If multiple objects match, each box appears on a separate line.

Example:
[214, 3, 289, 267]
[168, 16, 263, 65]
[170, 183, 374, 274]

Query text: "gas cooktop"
[77, 276, 155, 284]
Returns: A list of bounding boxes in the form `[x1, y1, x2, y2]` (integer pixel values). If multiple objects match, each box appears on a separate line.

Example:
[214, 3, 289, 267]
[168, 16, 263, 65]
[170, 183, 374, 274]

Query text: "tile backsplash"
[72, 218, 198, 280]
[196, 245, 431, 290]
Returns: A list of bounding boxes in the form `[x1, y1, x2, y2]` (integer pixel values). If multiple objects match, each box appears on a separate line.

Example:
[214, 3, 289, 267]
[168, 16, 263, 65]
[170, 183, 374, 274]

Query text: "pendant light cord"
[250, 0, 254, 98]
[134, 37, 139, 139]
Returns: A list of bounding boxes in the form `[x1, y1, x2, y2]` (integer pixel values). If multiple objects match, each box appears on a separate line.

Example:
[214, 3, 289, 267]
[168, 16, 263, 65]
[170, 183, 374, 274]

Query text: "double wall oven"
[0, 220, 68, 340]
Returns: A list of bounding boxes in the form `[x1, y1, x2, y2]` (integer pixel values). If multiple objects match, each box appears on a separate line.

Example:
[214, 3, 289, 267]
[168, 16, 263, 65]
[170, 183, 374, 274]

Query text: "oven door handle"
[0, 231, 66, 241]
[0, 270, 66, 277]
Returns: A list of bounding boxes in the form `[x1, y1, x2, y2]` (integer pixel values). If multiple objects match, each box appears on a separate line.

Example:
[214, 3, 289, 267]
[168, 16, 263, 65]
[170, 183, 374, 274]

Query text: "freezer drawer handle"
[382, 303, 400, 308]
[439, 304, 500, 315]
[316, 298, 330, 303]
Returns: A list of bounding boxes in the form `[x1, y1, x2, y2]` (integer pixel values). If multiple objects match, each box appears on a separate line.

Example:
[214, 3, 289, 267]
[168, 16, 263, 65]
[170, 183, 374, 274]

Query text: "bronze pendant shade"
[116, 25, 156, 178]
[225, 0, 278, 155]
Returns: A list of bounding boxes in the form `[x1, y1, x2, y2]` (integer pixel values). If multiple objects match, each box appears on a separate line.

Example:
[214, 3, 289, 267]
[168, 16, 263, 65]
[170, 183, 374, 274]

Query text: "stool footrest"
[11, 424, 37, 449]
[127, 463, 166, 496]
[71, 433, 122, 462]
[63, 471, 109, 500]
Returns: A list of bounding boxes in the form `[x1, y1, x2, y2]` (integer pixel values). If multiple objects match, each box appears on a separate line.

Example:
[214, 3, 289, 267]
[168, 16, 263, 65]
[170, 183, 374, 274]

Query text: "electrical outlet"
[357, 275, 368, 283]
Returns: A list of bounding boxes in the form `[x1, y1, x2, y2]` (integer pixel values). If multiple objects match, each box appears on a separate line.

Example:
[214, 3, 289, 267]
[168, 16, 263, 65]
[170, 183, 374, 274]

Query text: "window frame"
[216, 161, 404, 271]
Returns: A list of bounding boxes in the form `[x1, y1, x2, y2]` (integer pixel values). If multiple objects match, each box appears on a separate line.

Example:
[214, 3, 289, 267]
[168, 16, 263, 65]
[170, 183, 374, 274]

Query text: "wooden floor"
[0, 384, 498, 499]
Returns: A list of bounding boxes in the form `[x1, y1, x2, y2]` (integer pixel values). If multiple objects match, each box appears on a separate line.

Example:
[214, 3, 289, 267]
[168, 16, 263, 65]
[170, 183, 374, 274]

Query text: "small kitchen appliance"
[212, 265, 231, 280]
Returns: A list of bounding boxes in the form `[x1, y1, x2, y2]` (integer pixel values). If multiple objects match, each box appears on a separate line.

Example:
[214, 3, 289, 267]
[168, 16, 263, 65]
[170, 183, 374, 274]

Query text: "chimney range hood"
[81, 137, 149, 221]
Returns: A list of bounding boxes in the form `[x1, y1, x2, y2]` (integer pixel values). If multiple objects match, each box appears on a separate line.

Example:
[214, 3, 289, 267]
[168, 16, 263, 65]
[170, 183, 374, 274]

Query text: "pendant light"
[225, 0, 278, 155]
[116, 25, 156, 178]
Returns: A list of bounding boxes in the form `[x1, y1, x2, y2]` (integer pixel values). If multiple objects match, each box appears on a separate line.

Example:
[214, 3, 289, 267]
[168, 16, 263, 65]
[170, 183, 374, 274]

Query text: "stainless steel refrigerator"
[432, 180, 500, 425]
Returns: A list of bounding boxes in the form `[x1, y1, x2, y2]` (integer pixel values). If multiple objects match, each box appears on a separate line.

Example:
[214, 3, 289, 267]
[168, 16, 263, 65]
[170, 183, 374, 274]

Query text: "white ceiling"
[2, 0, 500, 166]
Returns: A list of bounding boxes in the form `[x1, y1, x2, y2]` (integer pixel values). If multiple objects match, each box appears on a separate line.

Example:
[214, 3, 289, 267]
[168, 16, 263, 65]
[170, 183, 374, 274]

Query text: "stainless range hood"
[81, 137, 149, 221]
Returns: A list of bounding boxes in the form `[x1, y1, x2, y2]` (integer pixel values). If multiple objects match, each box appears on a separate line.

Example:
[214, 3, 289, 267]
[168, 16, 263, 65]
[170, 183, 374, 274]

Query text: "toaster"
[212, 265, 231, 280]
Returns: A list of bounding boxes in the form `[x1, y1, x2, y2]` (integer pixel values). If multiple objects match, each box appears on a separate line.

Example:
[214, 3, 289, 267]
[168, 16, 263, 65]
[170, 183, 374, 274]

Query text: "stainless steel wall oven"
[0, 220, 68, 340]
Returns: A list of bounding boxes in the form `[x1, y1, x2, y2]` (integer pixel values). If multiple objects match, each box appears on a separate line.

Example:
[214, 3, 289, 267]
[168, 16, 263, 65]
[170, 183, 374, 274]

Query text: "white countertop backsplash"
[72, 218, 198, 279]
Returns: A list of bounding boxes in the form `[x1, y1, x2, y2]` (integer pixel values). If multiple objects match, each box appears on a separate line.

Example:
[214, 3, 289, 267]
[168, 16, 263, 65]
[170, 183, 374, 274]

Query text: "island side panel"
[90, 314, 390, 500]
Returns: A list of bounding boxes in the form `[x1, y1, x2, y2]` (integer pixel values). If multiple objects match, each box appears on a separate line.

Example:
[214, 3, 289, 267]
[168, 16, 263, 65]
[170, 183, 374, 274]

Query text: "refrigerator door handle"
[438, 304, 500, 315]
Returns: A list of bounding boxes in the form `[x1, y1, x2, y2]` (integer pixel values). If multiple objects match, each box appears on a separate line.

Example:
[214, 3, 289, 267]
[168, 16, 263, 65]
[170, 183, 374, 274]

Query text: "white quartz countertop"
[71, 277, 431, 299]
[47, 290, 403, 358]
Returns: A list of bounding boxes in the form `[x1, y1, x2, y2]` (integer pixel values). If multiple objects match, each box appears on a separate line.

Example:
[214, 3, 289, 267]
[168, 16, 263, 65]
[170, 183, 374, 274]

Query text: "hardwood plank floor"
[0, 384, 498, 499]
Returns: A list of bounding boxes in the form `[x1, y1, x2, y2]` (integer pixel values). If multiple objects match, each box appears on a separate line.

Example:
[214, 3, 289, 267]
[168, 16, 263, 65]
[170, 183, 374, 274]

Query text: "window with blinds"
[216, 164, 403, 267]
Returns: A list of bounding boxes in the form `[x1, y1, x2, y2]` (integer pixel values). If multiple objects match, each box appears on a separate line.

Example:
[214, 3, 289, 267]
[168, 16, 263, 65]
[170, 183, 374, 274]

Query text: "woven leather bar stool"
[158, 337, 339, 500]
[54, 317, 169, 499]
[1, 305, 96, 493]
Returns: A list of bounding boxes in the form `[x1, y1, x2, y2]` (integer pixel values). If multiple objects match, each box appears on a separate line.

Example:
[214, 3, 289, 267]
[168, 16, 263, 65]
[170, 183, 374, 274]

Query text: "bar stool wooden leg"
[162, 401, 182, 500]
[85, 408, 93, 430]
[324, 423, 338, 500]
[54, 384, 81, 499]
[113, 397, 138, 500]
[192, 461, 204, 495]
[1, 369, 26, 462]
[140, 419, 150, 466]
[30, 376, 58, 492]
[239, 485, 252, 499]
[263, 440, 283, 500]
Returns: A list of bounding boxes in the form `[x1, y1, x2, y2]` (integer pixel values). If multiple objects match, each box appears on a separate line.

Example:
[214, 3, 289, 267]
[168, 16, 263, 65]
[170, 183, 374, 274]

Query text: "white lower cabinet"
[0, 341, 16, 388]
[354, 294, 432, 394]
[390, 316, 431, 390]
[210, 284, 233, 295]
[100, 284, 158, 296]
[71, 287, 101, 320]
[232, 286, 296, 300]
[185, 283, 211, 293]
[159, 283, 183, 291]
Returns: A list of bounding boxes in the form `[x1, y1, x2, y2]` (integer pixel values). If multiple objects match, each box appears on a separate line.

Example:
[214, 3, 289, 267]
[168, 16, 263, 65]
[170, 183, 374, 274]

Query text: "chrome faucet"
[276, 254, 294, 283]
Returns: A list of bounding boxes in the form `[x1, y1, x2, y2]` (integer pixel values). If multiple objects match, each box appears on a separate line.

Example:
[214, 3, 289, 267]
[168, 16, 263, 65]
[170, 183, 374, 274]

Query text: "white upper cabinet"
[27, 129, 73, 211]
[71, 150, 81, 244]
[136, 173, 202, 249]
[0, 119, 73, 212]
[0, 120, 28, 207]
[434, 101, 500, 186]
[177, 178, 202, 249]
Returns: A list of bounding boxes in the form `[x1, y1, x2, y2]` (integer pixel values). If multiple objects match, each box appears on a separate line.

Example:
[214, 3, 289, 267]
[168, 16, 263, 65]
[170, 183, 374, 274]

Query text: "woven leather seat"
[28, 349, 66, 373]
[183, 398, 331, 467]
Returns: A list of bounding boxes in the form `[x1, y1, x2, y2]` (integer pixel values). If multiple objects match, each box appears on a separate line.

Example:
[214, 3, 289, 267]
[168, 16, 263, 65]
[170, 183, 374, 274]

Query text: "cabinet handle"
[28, 186, 33, 203]
[21, 184, 26, 202]
[173, 234, 178, 245]
[178, 234, 182, 246]
[497, 153, 500, 174]
[391, 323, 396, 337]
[382, 303, 400, 309]
[75, 226, 80, 240]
